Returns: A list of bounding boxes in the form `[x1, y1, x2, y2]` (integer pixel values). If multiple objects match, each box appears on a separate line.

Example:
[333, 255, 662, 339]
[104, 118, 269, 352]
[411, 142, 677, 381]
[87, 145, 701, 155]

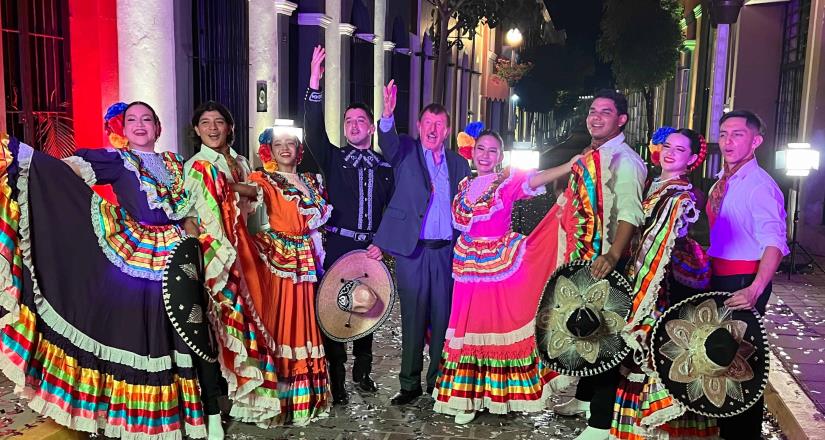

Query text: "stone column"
[408, 36, 421, 138]
[248, 0, 294, 158]
[339, 23, 356, 140]
[116, 0, 179, 152]
[324, 1, 343, 146]
[298, 13, 332, 121]
[373, 0, 387, 121]
[708, 23, 730, 143]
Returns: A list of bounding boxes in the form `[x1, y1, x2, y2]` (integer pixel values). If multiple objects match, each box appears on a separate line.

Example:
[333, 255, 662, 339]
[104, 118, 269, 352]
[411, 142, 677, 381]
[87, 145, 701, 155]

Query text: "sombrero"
[162, 237, 218, 363]
[316, 250, 396, 342]
[535, 259, 633, 376]
[651, 292, 769, 418]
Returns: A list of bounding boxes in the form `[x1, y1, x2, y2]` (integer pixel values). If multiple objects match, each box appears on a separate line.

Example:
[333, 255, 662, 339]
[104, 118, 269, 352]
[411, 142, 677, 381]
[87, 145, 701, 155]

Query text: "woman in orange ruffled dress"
[232, 122, 331, 426]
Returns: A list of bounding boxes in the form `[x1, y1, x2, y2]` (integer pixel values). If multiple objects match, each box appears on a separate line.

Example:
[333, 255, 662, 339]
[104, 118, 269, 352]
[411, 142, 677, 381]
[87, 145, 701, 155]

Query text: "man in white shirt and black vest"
[303, 46, 395, 405]
[708, 110, 788, 439]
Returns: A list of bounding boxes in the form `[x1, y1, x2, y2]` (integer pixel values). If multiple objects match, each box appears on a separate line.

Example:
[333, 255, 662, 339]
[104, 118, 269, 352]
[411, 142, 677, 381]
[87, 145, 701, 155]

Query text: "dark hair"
[344, 102, 374, 123]
[592, 89, 629, 117]
[125, 101, 161, 125]
[672, 128, 702, 154]
[475, 129, 504, 148]
[669, 127, 707, 173]
[719, 110, 766, 136]
[418, 103, 451, 126]
[190, 101, 235, 148]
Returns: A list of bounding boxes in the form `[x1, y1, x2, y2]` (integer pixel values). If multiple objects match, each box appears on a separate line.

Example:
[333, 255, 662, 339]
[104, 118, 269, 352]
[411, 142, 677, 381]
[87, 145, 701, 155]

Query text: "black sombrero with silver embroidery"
[535, 259, 633, 376]
[651, 292, 768, 418]
[162, 237, 217, 362]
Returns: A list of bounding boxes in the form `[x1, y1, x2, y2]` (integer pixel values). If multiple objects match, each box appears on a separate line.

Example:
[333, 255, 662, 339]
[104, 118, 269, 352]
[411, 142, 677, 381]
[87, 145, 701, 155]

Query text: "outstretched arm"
[527, 154, 583, 189]
[303, 45, 332, 171]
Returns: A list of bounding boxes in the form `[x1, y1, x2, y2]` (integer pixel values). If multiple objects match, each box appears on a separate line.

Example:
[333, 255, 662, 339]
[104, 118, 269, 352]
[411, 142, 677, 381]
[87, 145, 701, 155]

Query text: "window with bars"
[774, 0, 811, 150]
[1, 0, 74, 157]
[192, 0, 250, 156]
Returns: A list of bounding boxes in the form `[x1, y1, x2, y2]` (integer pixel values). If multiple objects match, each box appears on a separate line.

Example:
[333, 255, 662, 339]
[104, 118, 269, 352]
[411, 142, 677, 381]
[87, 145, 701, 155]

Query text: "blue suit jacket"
[372, 123, 472, 257]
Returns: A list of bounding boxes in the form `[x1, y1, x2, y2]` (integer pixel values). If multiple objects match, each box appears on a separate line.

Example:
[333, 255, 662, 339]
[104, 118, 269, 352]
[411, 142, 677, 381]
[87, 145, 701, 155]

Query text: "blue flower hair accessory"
[464, 121, 485, 139]
[651, 126, 677, 145]
[104, 102, 128, 122]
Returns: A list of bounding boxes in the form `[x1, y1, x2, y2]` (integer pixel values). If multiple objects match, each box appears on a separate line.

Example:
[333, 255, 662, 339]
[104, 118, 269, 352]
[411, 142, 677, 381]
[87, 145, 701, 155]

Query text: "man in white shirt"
[553, 90, 647, 440]
[708, 110, 788, 439]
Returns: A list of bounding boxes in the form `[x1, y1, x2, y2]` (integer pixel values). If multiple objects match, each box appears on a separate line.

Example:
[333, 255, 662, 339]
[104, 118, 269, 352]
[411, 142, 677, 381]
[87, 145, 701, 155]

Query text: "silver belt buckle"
[354, 232, 369, 242]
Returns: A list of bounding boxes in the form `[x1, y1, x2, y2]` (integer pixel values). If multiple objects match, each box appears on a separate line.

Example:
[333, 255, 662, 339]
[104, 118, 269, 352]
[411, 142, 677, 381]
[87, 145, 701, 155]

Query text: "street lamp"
[506, 28, 523, 48]
[775, 142, 823, 277]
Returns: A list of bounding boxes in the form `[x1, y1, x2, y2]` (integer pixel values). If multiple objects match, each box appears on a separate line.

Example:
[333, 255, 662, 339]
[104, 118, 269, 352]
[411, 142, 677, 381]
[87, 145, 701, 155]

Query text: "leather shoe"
[390, 388, 422, 405]
[356, 376, 378, 393]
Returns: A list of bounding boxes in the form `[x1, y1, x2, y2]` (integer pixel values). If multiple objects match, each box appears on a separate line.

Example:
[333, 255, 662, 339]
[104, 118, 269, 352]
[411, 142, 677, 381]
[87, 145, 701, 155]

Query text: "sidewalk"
[764, 255, 825, 439]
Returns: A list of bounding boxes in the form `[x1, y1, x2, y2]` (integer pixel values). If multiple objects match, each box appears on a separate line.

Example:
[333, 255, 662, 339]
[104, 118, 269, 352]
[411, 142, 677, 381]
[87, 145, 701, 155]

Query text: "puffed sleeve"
[66, 148, 125, 185]
[502, 168, 546, 201]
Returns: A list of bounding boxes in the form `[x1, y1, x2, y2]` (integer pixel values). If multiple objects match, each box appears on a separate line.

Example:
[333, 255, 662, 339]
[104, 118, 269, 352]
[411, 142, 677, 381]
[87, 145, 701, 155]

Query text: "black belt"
[419, 239, 451, 249]
[325, 225, 374, 242]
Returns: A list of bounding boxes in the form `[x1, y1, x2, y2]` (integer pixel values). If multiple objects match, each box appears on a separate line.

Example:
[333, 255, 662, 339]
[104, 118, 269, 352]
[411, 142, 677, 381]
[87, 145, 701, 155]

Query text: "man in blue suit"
[367, 80, 472, 405]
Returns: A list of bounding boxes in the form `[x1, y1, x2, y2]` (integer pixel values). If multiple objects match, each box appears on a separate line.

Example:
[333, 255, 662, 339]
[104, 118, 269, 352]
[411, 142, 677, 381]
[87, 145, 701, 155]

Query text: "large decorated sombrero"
[651, 292, 769, 418]
[535, 259, 634, 376]
[316, 250, 396, 342]
[162, 237, 218, 363]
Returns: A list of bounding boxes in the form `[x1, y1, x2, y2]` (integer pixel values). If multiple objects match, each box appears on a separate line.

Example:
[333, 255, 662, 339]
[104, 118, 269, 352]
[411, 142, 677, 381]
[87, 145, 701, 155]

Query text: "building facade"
[1, 0, 550, 167]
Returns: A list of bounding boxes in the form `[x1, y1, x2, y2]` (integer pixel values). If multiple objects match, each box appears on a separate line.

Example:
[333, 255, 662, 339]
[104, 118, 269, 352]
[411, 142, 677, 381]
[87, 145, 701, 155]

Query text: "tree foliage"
[428, 0, 546, 104]
[597, 0, 683, 139]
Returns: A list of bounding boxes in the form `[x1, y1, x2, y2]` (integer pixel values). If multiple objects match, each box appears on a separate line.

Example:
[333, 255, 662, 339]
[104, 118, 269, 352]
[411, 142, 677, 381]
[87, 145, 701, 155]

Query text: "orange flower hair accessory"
[457, 121, 484, 160]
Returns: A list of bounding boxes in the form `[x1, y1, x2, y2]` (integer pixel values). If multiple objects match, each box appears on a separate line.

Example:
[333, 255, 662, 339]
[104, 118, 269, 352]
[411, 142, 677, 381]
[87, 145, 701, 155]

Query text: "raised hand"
[309, 45, 326, 90]
[382, 79, 397, 118]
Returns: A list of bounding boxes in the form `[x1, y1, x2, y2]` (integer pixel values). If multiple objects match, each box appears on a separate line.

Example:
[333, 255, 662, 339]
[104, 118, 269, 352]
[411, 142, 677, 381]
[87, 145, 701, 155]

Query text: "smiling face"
[417, 110, 450, 151]
[195, 110, 231, 151]
[718, 116, 762, 167]
[473, 134, 503, 175]
[660, 133, 698, 176]
[124, 104, 159, 149]
[271, 133, 300, 169]
[586, 97, 627, 141]
[344, 107, 375, 149]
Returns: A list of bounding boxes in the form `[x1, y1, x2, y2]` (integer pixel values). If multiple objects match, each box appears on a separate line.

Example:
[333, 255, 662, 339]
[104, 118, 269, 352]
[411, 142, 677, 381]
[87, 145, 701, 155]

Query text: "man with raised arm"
[303, 45, 394, 405]
[372, 81, 472, 405]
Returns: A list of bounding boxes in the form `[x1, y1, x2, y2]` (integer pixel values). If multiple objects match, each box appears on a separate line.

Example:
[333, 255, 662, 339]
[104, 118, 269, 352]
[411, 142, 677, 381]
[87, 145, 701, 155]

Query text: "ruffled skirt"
[0, 139, 206, 439]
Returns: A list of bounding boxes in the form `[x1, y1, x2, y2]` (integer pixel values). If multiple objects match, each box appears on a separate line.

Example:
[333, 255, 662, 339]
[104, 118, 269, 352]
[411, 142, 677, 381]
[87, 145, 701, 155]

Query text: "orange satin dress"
[235, 170, 331, 425]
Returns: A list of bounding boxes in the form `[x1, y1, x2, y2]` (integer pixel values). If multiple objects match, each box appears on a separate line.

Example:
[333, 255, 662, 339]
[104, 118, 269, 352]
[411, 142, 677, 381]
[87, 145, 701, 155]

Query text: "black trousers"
[712, 273, 771, 440]
[572, 256, 630, 429]
[195, 357, 223, 415]
[574, 366, 622, 429]
[322, 234, 374, 389]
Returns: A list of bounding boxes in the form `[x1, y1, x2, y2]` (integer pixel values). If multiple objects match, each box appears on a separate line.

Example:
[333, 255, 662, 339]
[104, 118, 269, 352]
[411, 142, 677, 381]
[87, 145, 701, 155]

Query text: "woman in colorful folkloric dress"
[231, 122, 331, 426]
[610, 127, 718, 439]
[183, 101, 281, 425]
[433, 130, 581, 424]
[0, 101, 225, 439]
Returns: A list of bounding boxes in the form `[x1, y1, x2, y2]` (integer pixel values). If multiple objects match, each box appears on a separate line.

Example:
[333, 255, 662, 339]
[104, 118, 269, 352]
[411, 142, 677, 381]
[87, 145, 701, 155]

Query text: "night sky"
[543, 0, 614, 88]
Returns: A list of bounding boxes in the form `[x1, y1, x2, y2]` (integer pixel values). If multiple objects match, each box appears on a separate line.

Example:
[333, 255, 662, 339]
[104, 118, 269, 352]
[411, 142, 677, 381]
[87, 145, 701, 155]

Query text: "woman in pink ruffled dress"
[433, 130, 581, 424]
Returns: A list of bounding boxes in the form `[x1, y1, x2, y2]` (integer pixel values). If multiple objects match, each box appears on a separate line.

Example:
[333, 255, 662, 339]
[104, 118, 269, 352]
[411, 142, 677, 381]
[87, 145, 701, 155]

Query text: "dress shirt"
[421, 147, 452, 240]
[596, 133, 647, 252]
[707, 158, 789, 260]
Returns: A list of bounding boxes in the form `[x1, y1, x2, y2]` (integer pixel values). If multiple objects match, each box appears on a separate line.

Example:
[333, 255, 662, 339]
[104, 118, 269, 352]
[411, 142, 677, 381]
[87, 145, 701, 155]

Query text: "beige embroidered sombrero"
[651, 292, 769, 418]
[535, 259, 634, 376]
[316, 250, 396, 342]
